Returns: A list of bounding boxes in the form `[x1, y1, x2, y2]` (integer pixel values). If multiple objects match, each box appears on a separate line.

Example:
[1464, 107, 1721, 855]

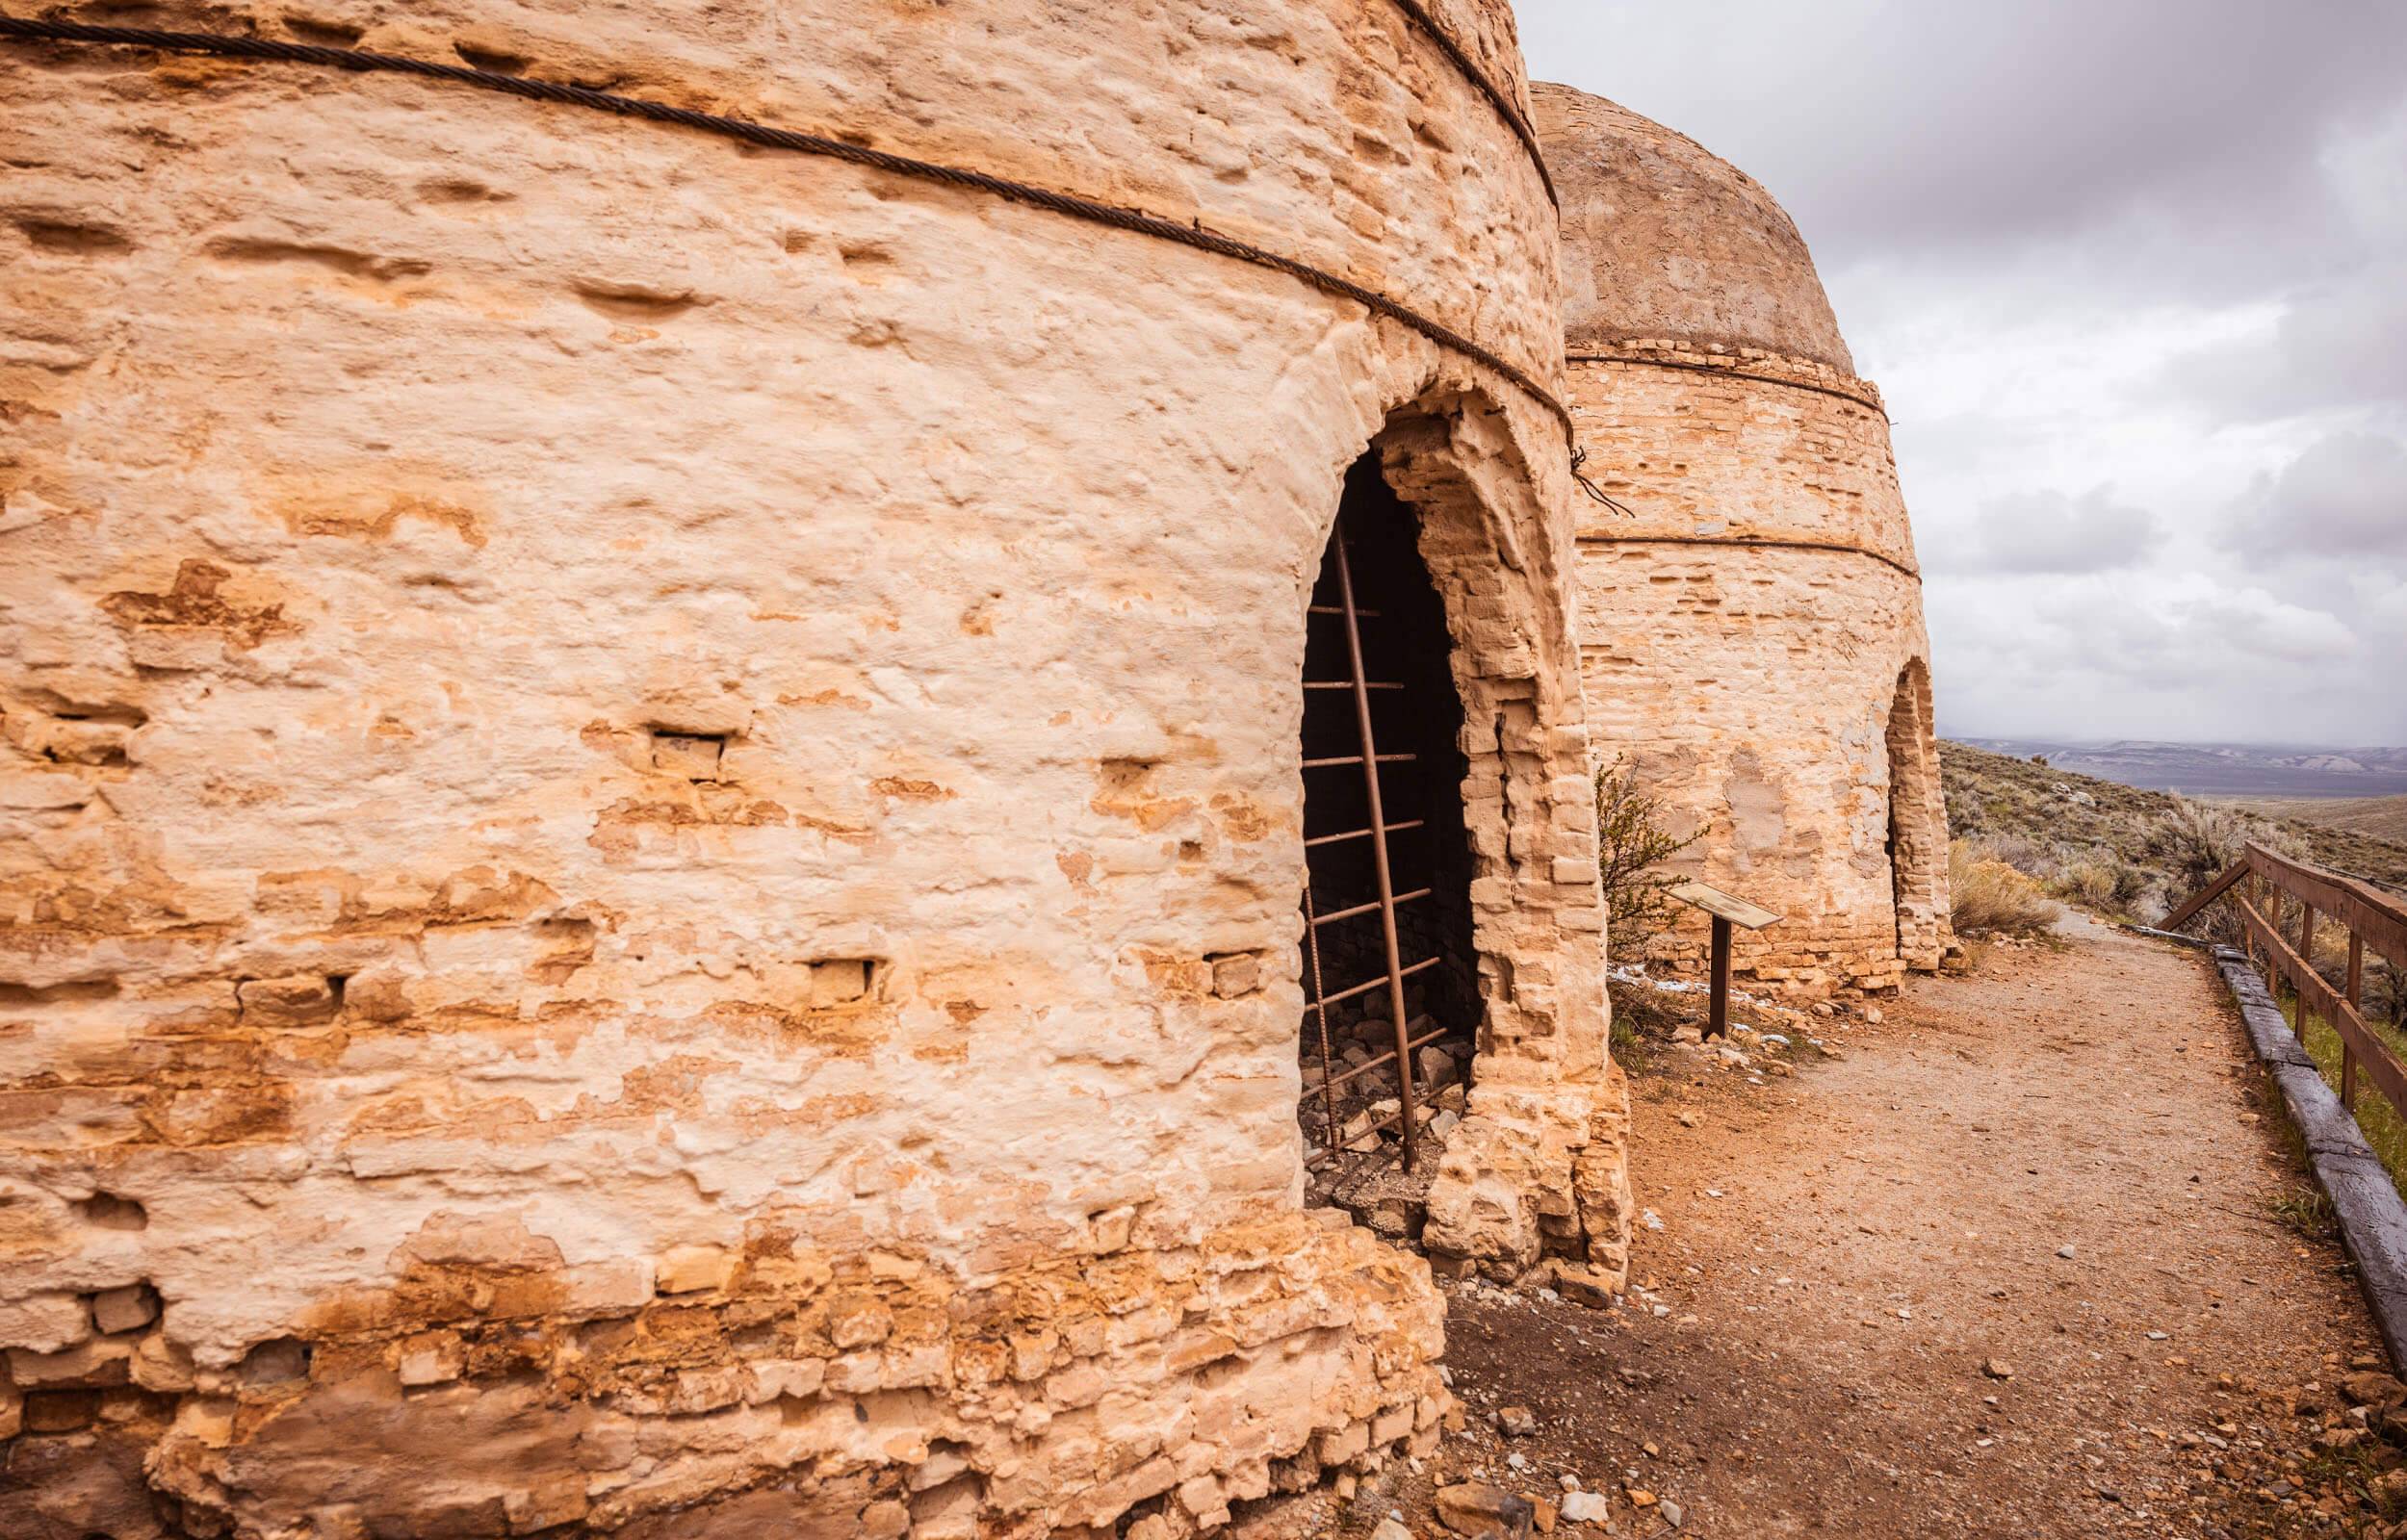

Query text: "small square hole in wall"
[650, 731, 726, 781]
[809, 959, 875, 1008]
[75, 1192, 147, 1230]
[239, 1336, 312, 1386]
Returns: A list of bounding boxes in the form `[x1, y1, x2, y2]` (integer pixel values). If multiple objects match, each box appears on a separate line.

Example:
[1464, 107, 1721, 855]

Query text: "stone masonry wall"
[1536, 77, 1952, 999]
[0, 5, 1625, 1536]
[1567, 347, 1953, 993]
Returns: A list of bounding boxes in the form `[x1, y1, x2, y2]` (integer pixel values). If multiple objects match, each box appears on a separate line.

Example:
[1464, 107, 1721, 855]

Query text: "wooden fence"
[2168, 841, 2407, 1123]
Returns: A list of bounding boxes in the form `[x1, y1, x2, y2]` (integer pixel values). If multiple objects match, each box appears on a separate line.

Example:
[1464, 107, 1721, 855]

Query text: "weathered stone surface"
[1553, 1266, 1619, 1308]
[0, 2, 1626, 1535]
[1437, 1479, 1538, 1538]
[1537, 83, 1953, 996]
[1559, 1488, 1613, 1524]
[653, 1245, 734, 1296]
[1536, 84, 1854, 372]
[86, 1284, 157, 1337]
[2343, 1371, 2407, 1408]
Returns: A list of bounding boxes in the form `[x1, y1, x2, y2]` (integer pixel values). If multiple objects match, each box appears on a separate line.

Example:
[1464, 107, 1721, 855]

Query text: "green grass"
[1609, 1013, 1651, 1073]
[2269, 1185, 2339, 1242]
[2287, 990, 2407, 1190]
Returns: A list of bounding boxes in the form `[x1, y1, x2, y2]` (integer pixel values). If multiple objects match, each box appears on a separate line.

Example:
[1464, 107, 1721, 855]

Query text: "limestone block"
[1211, 953, 1263, 999]
[235, 974, 339, 1027]
[654, 1246, 735, 1296]
[1, 1292, 94, 1353]
[89, 1283, 159, 1336]
[810, 959, 872, 1007]
[648, 732, 725, 781]
[12, 1336, 134, 1387]
[504, 1476, 590, 1534]
[396, 1331, 465, 1387]
[131, 1332, 197, 1393]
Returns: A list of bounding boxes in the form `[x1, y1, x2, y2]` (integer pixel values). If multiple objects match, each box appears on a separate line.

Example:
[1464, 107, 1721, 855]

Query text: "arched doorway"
[1883, 659, 1941, 971]
[1296, 452, 1479, 1216]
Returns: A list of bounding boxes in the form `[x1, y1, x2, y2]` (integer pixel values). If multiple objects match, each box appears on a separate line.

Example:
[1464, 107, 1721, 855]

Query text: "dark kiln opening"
[1882, 660, 1937, 967]
[1297, 454, 1479, 1233]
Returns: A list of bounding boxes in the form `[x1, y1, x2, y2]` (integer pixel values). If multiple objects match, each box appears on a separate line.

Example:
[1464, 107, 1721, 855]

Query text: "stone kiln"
[1535, 83, 1954, 995]
[0, 4, 1629, 1536]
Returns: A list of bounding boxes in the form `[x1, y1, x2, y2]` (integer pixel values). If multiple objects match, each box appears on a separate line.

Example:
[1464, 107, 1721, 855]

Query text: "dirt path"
[1272, 920, 2404, 1539]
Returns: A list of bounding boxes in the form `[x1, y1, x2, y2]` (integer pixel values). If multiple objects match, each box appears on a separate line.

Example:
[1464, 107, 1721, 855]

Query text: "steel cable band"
[1384, 0, 1557, 207]
[1580, 534, 1922, 582]
[0, 15, 1573, 438]
[1567, 352, 1890, 420]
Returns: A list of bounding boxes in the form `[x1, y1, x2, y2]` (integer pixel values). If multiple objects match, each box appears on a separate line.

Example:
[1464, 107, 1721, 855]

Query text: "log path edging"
[2213, 942, 2407, 1371]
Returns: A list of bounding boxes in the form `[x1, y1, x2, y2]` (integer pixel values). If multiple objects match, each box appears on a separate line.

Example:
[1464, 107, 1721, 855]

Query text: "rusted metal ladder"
[1300, 518, 1444, 1170]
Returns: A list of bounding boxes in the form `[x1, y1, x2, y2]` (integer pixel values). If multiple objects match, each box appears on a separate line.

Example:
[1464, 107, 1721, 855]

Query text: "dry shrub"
[1948, 838, 2061, 937]
[2053, 858, 2120, 910]
[2052, 853, 2150, 915]
[1977, 830, 2054, 877]
[1593, 754, 1701, 958]
[2149, 798, 2267, 897]
[2140, 797, 2299, 937]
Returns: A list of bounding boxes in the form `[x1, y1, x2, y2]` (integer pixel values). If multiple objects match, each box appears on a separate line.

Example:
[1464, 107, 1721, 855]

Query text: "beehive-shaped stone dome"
[1, 7, 1631, 1536]
[1537, 82, 1953, 995]
[1537, 83, 1853, 374]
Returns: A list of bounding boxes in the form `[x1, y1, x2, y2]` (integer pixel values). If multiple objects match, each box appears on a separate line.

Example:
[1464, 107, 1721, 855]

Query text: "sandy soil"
[1255, 918, 2404, 1539]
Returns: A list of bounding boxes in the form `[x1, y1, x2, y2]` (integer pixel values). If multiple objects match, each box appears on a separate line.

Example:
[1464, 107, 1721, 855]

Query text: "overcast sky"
[1516, 2, 2407, 747]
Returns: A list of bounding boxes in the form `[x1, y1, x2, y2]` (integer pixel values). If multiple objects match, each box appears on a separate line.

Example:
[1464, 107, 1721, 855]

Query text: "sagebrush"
[1946, 839, 2060, 937]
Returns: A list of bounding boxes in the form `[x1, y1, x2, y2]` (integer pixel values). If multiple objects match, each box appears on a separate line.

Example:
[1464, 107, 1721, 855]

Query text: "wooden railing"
[2168, 841, 2407, 1116]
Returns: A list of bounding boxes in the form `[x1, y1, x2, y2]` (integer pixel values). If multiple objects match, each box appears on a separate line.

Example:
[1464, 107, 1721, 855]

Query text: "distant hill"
[1939, 741, 2407, 922]
[1954, 737, 2407, 800]
[2247, 794, 2407, 846]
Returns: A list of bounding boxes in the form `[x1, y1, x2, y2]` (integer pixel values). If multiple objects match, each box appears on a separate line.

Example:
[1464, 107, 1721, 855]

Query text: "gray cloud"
[1946, 487, 2157, 576]
[1922, 572, 2382, 740]
[1519, 2, 2407, 748]
[1517, 1, 2407, 296]
[2162, 266, 2407, 420]
[2222, 431, 2407, 564]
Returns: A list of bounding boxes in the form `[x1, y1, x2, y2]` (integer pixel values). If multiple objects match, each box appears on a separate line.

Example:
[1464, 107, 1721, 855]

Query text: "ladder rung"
[1305, 956, 1439, 1010]
[1302, 680, 1406, 690]
[1301, 753, 1415, 769]
[1322, 1023, 1449, 1091]
[1307, 605, 1383, 617]
[1305, 819, 1425, 849]
[1310, 888, 1434, 928]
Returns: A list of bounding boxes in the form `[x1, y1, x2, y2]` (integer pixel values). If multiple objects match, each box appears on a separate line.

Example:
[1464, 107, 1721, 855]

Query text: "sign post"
[1665, 881, 1783, 1041]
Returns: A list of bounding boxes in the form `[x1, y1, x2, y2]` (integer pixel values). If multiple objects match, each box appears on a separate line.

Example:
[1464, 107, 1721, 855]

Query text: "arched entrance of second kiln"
[1884, 659, 1940, 971]
[1297, 453, 1480, 1221]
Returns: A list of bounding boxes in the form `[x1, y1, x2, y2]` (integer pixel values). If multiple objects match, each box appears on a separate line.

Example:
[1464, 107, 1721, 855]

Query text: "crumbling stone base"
[6, 1206, 1446, 1538]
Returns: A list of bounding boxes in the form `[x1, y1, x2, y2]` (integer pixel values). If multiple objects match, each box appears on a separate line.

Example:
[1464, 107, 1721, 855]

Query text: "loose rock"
[1436, 1481, 1537, 1539]
[2342, 1371, 2407, 1408]
[1558, 1491, 1612, 1525]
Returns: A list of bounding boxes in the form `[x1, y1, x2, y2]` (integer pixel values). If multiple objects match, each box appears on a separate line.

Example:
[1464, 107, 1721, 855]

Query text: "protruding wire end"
[1570, 447, 1633, 517]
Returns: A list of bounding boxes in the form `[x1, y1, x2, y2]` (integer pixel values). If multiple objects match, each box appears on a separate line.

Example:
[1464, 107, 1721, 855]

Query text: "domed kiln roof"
[1532, 82, 1854, 374]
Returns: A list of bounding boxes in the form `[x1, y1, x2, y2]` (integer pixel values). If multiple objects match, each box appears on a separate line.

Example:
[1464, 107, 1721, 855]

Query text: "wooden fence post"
[2243, 873, 2259, 966]
[2346, 927, 2366, 1109]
